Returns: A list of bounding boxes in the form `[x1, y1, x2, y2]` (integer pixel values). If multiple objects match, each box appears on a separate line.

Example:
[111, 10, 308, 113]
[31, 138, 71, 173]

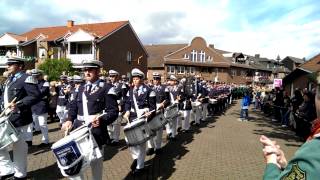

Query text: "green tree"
[38, 58, 75, 81]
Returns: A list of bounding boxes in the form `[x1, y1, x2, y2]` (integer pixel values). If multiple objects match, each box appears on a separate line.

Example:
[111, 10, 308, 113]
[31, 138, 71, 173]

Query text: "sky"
[0, 0, 319, 60]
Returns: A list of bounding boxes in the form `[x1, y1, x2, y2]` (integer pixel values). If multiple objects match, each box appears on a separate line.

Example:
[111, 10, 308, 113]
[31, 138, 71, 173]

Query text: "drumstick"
[67, 112, 107, 135]
[0, 97, 17, 117]
[130, 109, 156, 122]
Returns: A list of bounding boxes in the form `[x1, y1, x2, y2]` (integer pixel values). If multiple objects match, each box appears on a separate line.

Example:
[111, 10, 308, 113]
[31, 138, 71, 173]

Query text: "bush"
[38, 58, 75, 81]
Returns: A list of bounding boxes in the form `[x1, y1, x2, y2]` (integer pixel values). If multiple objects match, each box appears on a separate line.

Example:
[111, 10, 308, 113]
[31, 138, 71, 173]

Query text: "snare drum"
[209, 98, 218, 104]
[123, 118, 153, 146]
[0, 116, 19, 150]
[147, 110, 166, 131]
[191, 101, 201, 107]
[51, 125, 102, 177]
[164, 104, 179, 120]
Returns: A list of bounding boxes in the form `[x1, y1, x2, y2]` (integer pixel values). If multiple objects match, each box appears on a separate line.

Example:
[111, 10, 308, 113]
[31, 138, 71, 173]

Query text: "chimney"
[254, 54, 260, 58]
[209, 44, 214, 49]
[67, 20, 74, 27]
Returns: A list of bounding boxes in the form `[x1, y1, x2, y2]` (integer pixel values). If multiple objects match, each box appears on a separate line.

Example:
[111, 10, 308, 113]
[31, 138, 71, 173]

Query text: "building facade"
[0, 20, 147, 76]
[146, 37, 273, 84]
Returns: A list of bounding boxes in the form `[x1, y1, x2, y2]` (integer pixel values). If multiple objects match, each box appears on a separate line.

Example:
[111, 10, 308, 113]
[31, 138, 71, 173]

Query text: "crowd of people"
[0, 56, 319, 180]
[248, 85, 317, 140]
[0, 56, 250, 180]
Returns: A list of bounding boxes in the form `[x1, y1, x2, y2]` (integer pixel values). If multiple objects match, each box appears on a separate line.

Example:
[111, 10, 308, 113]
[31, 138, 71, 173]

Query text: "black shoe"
[0, 173, 14, 180]
[183, 129, 192, 133]
[195, 123, 200, 127]
[132, 168, 145, 175]
[110, 140, 119, 146]
[26, 141, 32, 147]
[130, 159, 137, 171]
[33, 130, 41, 135]
[14, 177, 27, 180]
[155, 148, 162, 155]
[146, 148, 155, 156]
[38, 143, 49, 148]
[166, 133, 172, 140]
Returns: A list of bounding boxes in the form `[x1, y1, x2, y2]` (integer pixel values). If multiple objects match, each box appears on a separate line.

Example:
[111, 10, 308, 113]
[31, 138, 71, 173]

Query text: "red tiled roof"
[5, 32, 26, 41]
[300, 54, 320, 72]
[20, 21, 128, 41]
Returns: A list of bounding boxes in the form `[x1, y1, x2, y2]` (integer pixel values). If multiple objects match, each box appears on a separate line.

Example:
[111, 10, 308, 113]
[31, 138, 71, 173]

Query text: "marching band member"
[192, 75, 203, 126]
[62, 60, 119, 180]
[179, 78, 192, 132]
[200, 80, 209, 120]
[146, 72, 170, 156]
[123, 68, 156, 175]
[56, 75, 69, 127]
[107, 70, 126, 145]
[166, 75, 181, 140]
[30, 69, 50, 147]
[0, 57, 40, 180]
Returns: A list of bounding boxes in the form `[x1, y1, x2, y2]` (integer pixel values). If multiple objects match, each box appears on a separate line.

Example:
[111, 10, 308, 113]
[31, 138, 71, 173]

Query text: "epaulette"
[25, 76, 38, 84]
[43, 81, 50, 87]
[149, 90, 156, 97]
[108, 87, 117, 95]
[99, 81, 105, 88]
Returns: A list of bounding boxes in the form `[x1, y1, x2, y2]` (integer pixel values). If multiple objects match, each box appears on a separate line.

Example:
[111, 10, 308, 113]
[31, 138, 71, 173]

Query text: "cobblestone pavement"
[24, 100, 302, 180]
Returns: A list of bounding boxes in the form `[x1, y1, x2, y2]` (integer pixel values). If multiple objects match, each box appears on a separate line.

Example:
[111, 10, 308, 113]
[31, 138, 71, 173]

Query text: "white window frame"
[167, 65, 175, 74]
[177, 66, 185, 74]
[39, 48, 46, 58]
[231, 69, 237, 76]
[190, 67, 195, 74]
[183, 53, 189, 59]
[191, 50, 197, 62]
[127, 51, 132, 62]
[199, 50, 206, 62]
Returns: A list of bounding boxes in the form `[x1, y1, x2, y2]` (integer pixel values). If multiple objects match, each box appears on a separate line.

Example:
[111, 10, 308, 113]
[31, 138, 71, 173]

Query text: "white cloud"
[0, 0, 319, 59]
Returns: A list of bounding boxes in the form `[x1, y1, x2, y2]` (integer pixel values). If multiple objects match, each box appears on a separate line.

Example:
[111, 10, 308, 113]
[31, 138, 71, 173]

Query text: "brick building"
[0, 20, 147, 76]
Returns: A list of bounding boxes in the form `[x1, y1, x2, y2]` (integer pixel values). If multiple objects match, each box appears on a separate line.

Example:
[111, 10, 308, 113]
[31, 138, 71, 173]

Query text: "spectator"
[48, 81, 58, 122]
[238, 91, 251, 122]
[260, 76, 320, 179]
[281, 91, 291, 127]
[296, 91, 317, 140]
[272, 87, 284, 122]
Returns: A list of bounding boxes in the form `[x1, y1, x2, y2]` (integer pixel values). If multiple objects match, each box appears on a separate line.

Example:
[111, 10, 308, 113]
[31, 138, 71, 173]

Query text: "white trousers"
[193, 106, 202, 124]
[147, 128, 163, 150]
[202, 103, 208, 119]
[56, 105, 68, 124]
[165, 117, 177, 138]
[182, 110, 191, 130]
[68, 146, 104, 180]
[107, 116, 121, 142]
[32, 113, 49, 144]
[0, 125, 29, 178]
[129, 143, 146, 169]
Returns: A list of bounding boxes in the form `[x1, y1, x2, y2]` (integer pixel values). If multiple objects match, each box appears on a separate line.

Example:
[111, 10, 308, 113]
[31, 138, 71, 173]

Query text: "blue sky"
[0, 0, 319, 59]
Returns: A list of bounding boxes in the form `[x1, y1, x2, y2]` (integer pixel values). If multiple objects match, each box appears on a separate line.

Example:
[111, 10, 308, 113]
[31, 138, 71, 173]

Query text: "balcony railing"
[66, 54, 94, 65]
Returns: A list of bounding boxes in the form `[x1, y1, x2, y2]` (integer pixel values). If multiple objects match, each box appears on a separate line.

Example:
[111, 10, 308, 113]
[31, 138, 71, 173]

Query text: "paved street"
[25, 100, 302, 180]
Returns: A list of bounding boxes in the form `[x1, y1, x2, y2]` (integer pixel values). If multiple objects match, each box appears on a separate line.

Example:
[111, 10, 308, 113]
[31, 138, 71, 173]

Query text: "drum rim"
[123, 121, 146, 131]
